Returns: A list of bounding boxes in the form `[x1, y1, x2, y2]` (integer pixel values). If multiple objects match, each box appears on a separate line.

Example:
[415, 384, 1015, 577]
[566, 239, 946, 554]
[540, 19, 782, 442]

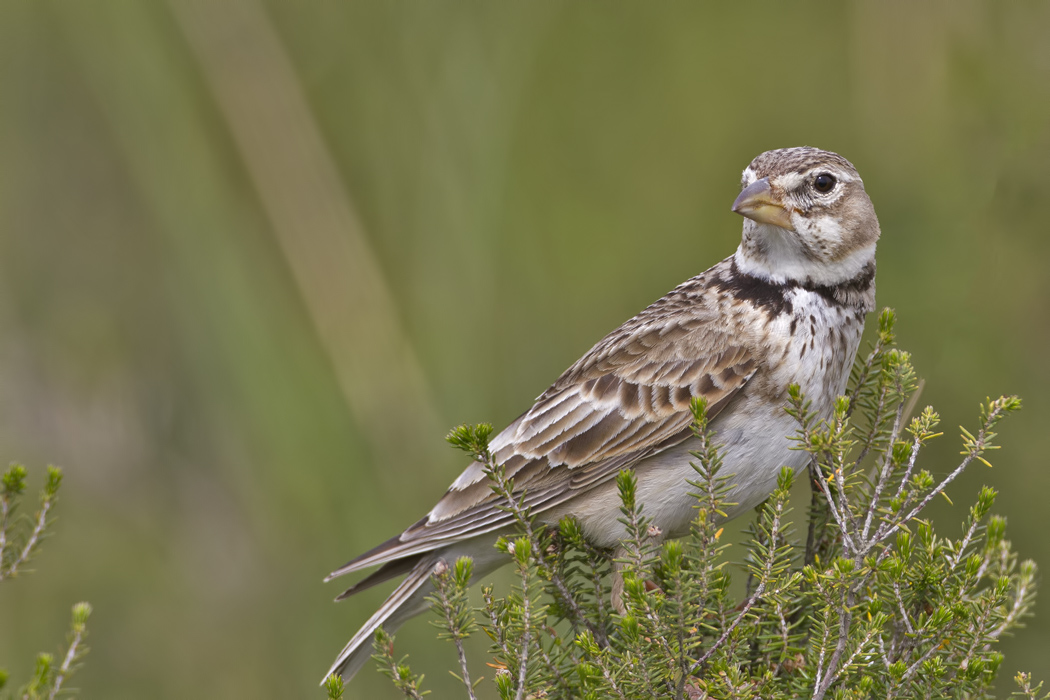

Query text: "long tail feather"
[334, 556, 419, 601]
[321, 553, 440, 683]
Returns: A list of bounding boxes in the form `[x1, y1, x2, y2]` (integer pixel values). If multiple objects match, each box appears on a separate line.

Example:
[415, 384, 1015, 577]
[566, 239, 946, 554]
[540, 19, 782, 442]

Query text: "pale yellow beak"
[731, 178, 795, 232]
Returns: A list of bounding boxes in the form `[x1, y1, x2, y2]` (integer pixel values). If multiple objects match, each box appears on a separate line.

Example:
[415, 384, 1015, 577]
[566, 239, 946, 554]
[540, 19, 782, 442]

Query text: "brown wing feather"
[328, 268, 760, 580]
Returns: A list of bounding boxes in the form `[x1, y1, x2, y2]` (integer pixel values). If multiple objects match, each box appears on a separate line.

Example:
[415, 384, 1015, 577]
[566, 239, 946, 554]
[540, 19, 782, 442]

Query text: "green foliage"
[324, 673, 345, 700]
[369, 310, 1039, 699]
[0, 464, 92, 699]
[1015, 672, 1050, 700]
[372, 628, 428, 699]
[446, 424, 496, 464]
[427, 557, 480, 700]
[0, 464, 61, 581]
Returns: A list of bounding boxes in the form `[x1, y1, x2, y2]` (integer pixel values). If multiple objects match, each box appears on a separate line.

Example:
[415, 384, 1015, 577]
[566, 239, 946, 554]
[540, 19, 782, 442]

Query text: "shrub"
[0, 464, 91, 699]
[336, 310, 1041, 700]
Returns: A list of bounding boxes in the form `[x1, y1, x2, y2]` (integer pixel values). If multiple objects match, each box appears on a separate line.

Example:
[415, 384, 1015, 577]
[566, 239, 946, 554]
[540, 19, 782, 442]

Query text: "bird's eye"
[813, 173, 836, 194]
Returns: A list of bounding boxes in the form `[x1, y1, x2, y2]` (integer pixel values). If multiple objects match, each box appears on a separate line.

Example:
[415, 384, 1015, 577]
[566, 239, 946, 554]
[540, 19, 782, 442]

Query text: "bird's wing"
[328, 274, 758, 580]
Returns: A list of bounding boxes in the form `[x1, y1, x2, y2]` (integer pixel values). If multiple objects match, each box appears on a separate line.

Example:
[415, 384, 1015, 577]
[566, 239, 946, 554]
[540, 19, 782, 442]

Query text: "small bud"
[878, 307, 896, 339]
[973, 485, 997, 519]
[1, 464, 27, 496]
[616, 470, 638, 511]
[495, 667, 514, 699]
[620, 614, 640, 639]
[44, 465, 63, 499]
[559, 516, 582, 542]
[929, 606, 953, 626]
[432, 559, 449, 577]
[71, 601, 92, 632]
[913, 469, 934, 490]
[964, 658, 984, 680]
[324, 673, 345, 700]
[917, 521, 934, 548]
[986, 516, 1006, 547]
[834, 395, 849, 419]
[453, 556, 474, 586]
[801, 565, 818, 584]
[885, 555, 905, 579]
[445, 423, 494, 458]
[647, 524, 662, 539]
[32, 653, 53, 686]
[512, 536, 531, 566]
[964, 554, 982, 578]
[833, 558, 855, 576]
[576, 662, 599, 684]
[891, 440, 912, 465]
[690, 396, 710, 425]
[661, 540, 683, 570]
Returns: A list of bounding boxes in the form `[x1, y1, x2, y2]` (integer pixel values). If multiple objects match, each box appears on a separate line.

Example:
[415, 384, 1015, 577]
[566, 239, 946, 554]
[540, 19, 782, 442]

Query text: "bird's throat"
[734, 224, 876, 290]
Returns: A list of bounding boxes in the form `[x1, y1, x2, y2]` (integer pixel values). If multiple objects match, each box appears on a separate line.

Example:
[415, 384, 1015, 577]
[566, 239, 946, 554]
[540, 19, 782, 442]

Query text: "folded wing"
[328, 280, 758, 584]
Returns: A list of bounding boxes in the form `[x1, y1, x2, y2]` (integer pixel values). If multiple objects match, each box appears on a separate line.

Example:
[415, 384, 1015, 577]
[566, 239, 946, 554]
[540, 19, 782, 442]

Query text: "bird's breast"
[760, 287, 866, 419]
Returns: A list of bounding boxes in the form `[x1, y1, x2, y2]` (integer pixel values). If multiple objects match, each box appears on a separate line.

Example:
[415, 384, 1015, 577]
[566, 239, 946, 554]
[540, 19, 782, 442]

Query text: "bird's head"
[731, 147, 879, 287]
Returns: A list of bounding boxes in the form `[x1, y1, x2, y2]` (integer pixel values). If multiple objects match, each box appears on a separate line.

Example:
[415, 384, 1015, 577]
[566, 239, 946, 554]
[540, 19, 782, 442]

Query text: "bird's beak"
[732, 178, 795, 232]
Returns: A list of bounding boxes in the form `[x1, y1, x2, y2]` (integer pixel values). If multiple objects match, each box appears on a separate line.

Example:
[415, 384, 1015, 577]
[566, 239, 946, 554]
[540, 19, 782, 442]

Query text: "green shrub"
[340, 310, 1041, 699]
[0, 464, 91, 699]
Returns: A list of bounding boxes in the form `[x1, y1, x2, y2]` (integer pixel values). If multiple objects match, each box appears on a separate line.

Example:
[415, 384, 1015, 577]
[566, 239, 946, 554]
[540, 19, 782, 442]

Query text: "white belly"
[544, 397, 809, 547]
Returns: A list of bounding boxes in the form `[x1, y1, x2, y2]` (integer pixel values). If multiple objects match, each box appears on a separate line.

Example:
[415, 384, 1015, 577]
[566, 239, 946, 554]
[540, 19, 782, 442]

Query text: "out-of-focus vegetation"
[1, 464, 91, 698]
[0, 2, 1047, 698]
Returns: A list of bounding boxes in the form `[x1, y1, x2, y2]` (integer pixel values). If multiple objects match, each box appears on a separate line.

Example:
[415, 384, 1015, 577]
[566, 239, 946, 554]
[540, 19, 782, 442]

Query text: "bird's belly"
[544, 400, 811, 548]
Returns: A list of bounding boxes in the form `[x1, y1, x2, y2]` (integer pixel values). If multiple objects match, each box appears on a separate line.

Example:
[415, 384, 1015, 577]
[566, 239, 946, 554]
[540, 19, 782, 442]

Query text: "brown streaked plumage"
[323, 146, 881, 682]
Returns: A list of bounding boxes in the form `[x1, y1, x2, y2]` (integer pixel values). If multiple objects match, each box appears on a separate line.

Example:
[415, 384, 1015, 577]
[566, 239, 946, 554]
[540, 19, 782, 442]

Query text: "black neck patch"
[715, 259, 876, 316]
[805, 261, 876, 309]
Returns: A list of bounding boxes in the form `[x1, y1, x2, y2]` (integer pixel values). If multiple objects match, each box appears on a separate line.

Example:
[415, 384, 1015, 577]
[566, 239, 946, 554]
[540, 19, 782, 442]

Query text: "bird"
[323, 146, 880, 682]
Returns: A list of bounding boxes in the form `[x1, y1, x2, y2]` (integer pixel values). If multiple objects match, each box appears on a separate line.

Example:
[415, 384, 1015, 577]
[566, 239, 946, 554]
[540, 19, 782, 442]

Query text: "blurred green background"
[1, 1, 1048, 697]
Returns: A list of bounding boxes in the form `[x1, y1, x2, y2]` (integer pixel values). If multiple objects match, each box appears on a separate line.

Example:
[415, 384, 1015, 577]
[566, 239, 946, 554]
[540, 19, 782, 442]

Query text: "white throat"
[734, 223, 876, 287]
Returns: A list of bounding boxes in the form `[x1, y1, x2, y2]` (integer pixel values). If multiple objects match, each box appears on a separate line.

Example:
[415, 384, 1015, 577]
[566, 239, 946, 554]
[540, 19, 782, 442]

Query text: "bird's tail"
[322, 553, 441, 683]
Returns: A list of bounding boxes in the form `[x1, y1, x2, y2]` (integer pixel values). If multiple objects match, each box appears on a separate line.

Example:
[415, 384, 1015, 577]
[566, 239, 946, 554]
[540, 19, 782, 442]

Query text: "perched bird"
[324, 146, 880, 681]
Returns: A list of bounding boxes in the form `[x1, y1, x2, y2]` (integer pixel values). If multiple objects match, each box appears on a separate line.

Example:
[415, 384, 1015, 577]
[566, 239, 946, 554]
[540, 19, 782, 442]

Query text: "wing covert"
[330, 271, 762, 577]
[408, 318, 757, 545]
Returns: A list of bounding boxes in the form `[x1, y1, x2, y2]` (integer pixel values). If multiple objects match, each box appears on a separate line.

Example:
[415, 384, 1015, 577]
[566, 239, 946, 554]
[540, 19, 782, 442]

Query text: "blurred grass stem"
[168, 0, 442, 456]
